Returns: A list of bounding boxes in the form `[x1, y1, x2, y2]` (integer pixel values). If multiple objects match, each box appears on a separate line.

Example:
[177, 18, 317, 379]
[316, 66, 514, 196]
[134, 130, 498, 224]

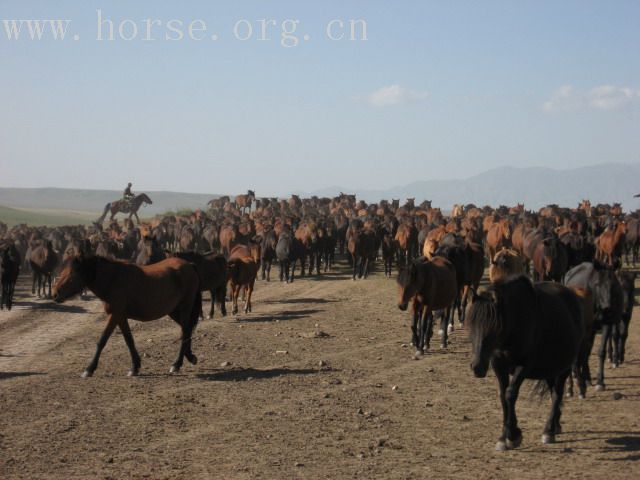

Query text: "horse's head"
[467, 288, 501, 378]
[53, 254, 94, 303]
[396, 262, 422, 311]
[591, 261, 622, 323]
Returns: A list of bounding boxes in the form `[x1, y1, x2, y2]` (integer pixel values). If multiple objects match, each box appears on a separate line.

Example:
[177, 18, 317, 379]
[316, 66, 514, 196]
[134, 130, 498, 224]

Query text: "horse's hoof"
[495, 441, 508, 451]
[556, 425, 562, 434]
[207, 315, 212, 320]
[414, 349, 423, 356]
[578, 393, 586, 399]
[565, 391, 573, 398]
[595, 384, 605, 392]
[81, 370, 93, 378]
[447, 324, 454, 333]
[169, 366, 180, 374]
[506, 434, 522, 449]
[438, 329, 444, 337]
[542, 433, 555, 444]
[612, 363, 618, 369]
[127, 369, 139, 377]
[187, 354, 198, 365]
[440, 343, 447, 350]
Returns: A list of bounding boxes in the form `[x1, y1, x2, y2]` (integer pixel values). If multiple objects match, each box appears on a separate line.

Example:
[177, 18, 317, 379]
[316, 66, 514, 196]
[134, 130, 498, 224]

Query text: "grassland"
[0, 205, 99, 227]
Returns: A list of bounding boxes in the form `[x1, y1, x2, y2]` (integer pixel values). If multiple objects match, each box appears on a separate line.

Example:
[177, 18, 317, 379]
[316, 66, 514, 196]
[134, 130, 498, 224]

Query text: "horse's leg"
[542, 373, 568, 444]
[352, 255, 357, 281]
[595, 324, 611, 391]
[170, 308, 190, 373]
[31, 271, 37, 295]
[118, 319, 141, 376]
[245, 280, 255, 314]
[231, 284, 240, 315]
[566, 369, 575, 398]
[218, 285, 227, 316]
[134, 212, 141, 225]
[440, 308, 450, 349]
[611, 322, 620, 368]
[493, 359, 511, 450]
[83, 314, 119, 377]
[208, 289, 216, 319]
[422, 307, 433, 352]
[460, 285, 470, 327]
[503, 365, 525, 449]
[410, 299, 421, 352]
[620, 317, 629, 363]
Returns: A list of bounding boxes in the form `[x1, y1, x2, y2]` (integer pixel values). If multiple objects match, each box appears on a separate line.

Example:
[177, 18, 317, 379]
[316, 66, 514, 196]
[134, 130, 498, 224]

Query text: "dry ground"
[1, 261, 639, 479]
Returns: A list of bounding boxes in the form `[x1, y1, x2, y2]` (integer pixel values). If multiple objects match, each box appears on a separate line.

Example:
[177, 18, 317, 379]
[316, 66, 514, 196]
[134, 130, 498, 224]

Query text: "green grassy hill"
[0, 205, 98, 227]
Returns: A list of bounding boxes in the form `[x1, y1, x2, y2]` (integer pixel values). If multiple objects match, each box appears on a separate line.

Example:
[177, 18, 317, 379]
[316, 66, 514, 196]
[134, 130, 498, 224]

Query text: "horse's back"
[528, 282, 584, 376]
[425, 256, 458, 308]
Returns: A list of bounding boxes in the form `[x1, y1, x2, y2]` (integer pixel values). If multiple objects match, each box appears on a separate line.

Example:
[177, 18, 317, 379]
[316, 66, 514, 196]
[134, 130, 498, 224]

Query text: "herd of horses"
[0, 193, 637, 450]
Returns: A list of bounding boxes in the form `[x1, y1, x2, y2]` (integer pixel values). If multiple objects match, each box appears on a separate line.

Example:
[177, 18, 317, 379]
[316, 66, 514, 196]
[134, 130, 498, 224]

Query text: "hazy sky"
[1, 1, 639, 196]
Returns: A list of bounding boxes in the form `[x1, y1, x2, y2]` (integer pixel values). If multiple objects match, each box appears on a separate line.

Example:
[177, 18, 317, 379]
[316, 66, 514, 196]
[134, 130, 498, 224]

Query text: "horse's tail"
[529, 380, 551, 400]
[96, 202, 111, 224]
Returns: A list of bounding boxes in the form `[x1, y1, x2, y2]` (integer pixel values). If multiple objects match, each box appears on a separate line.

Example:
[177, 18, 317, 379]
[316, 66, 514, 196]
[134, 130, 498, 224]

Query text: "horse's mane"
[469, 275, 535, 336]
[467, 289, 501, 336]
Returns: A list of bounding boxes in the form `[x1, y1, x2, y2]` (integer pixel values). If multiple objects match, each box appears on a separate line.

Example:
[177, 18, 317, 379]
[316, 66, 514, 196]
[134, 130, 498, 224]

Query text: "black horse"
[609, 270, 636, 366]
[276, 230, 304, 283]
[1, 243, 21, 310]
[467, 276, 583, 450]
[260, 229, 278, 281]
[563, 261, 623, 392]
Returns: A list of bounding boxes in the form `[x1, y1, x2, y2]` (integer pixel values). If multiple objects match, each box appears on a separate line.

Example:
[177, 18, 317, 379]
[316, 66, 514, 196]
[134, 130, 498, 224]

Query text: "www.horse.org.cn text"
[0, 10, 368, 47]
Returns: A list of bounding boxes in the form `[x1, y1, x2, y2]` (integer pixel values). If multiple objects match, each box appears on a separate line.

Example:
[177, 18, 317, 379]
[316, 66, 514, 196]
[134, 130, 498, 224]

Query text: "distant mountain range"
[1, 164, 639, 222]
[304, 163, 640, 210]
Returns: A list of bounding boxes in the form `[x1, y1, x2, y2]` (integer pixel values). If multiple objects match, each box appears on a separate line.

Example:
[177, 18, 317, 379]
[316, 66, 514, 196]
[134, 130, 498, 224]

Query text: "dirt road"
[1, 264, 639, 479]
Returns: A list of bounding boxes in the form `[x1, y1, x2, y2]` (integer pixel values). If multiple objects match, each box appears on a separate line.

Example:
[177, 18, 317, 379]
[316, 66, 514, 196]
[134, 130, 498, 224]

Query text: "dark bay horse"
[173, 252, 227, 319]
[29, 240, 59, 298]
[97, 193, 153, 225]
[1, 243, 21, 310]
[228, 244, 259, 314]
[260, 228, 278, 281]
[53, 255, 201, 376]
[564, 261, 623, 392]
[611, 270, 636, 365]
[397, 256, 457, 353]
[467, 277, 583, 450]
[347, 225, 377, 280]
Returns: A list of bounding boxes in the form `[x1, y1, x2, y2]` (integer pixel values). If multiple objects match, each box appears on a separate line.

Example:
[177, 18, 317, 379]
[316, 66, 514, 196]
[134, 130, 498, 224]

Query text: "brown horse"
[397, 256, 458, 353]
[29, 240, 59, 298]
[485, 218, 512, 260]
[228, 244, 259, 315]
[489, 248, 525, 283]
[596, 220, 626, 267]
[97, 193, 153, 225]
[53, 255, 201, 376]
[235, 190, 255, 213]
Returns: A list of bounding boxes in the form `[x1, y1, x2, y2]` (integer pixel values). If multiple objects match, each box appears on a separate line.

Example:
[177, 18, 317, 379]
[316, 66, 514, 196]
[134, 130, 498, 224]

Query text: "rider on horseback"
[123, 183, 134, 209]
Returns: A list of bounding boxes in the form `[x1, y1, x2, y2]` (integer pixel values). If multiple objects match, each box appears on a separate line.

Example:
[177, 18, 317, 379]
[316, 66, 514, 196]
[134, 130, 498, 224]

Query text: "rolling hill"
[1, 163, 639, 225]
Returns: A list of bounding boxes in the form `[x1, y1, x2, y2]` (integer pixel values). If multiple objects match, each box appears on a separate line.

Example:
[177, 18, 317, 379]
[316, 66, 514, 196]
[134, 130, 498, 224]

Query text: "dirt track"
[1, 263, 639, 479]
